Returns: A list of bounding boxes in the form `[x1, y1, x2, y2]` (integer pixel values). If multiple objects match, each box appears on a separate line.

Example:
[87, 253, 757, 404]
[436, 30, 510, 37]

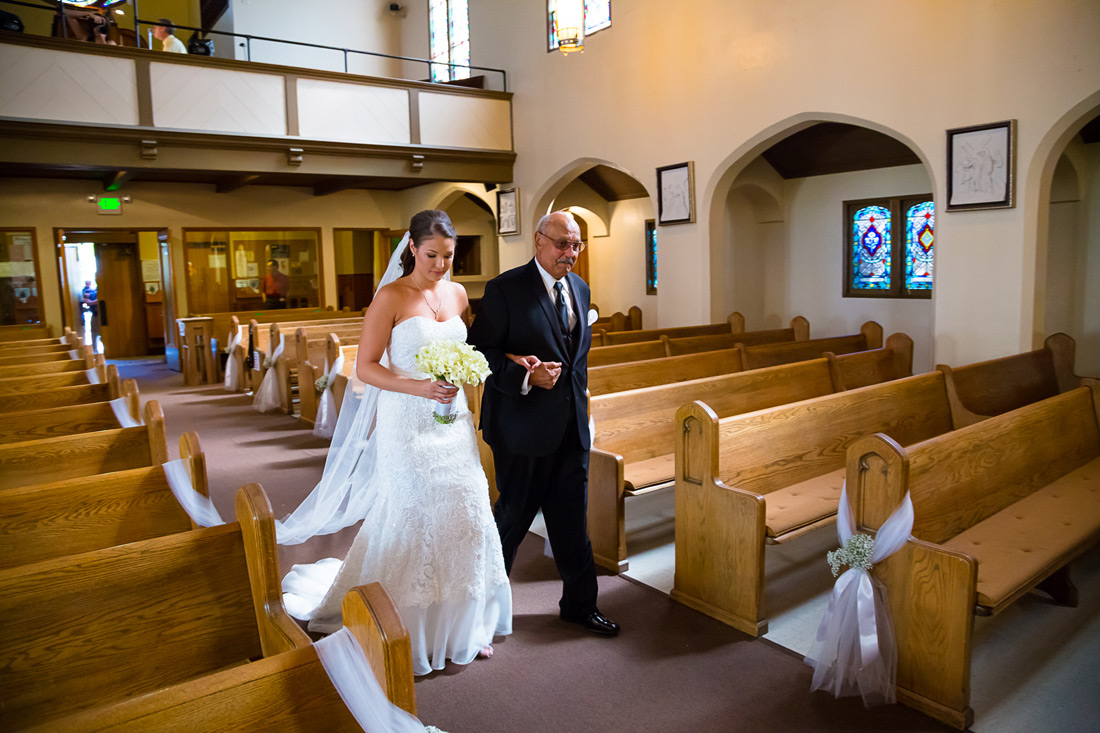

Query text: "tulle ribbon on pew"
[313, 351, 346, 439]
[162, 458, 225, 527]
[252, 334, 286, 412]
[314, 627, 426, 732]
[85, 367, 100, 384]
[804, 482, 913, 706]
[109, 397, 143, 428]
[67, 349, 79, 360]
[223, 324, 245, 391]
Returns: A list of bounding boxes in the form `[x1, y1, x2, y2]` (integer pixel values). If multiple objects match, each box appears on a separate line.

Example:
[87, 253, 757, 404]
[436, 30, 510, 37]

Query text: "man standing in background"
[262, 259, 289, 309]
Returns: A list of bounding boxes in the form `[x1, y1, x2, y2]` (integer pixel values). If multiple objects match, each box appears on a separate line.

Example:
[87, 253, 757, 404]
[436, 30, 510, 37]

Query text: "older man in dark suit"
[468, 210, 619, 637]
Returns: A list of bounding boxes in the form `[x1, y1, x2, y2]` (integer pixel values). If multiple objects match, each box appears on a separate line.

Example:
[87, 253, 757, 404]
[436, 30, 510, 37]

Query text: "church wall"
[584, 197, 658, 327]
[783, 164, 936, 373]
[229, 0, 403, 77]
[465, 0, 1100, 365]
[1079, 143, 1100, 374]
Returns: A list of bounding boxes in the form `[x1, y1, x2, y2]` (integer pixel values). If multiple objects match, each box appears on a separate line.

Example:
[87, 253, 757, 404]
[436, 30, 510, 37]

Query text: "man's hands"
[507, 353, 561, 390]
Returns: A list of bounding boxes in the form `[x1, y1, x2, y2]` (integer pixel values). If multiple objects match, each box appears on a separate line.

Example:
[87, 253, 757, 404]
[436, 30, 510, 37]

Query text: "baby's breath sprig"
[826, 533, 875, 577]
[314, 375, 329, 394]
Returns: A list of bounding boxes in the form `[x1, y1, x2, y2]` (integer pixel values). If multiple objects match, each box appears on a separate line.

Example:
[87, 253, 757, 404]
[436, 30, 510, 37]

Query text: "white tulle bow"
[313, 352, 345, 439]
[805, 481, 913, 706]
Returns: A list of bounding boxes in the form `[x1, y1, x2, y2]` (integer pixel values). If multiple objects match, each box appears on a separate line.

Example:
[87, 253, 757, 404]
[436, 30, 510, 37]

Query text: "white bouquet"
[415, 339, 491, 425]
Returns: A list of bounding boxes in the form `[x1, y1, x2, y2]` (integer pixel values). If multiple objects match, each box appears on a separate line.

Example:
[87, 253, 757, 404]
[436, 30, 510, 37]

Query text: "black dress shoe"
[561, 610, 620, 637]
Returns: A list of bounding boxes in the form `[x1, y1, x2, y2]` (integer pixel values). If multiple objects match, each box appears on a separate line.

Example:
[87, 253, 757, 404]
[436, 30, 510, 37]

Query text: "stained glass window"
[905, 201, 934, 291]
[547, 0, 611, 51]
[429, 0, 469, 82]
[645, 219, 657, 294]
[851, 205, 892, 291]
[844, 195, 933, 298]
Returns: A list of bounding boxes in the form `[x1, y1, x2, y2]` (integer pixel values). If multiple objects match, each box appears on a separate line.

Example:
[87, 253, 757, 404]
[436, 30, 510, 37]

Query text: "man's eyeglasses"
[537, 230, 587, 252]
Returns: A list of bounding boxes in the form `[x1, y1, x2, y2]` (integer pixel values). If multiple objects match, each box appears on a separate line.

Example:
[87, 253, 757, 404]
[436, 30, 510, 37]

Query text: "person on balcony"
[153, 19, 187, 54]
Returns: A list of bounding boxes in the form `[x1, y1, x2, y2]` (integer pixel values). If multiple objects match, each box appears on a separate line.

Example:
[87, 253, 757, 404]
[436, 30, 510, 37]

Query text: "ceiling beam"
[102, 170, 132, 191]
[313, 178, 369, 197]
[216, 174, 261, 193]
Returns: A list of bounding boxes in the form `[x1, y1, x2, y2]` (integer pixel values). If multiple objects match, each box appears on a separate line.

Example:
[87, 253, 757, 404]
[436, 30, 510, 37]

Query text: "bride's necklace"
[410, 275, 441, 320]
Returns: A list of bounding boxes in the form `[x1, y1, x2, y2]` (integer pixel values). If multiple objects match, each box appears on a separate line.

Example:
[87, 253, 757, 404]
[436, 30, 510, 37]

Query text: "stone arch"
[1023, 89, 1100, 360]
[703, 111, 936, 323]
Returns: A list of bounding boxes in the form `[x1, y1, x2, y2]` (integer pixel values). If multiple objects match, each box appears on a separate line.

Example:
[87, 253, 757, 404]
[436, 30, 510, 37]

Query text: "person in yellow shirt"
[153, 19, 187, 54]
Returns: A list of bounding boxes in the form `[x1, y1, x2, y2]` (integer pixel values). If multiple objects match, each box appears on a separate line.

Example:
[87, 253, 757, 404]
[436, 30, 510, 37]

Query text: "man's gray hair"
[536, 210, 576, 236]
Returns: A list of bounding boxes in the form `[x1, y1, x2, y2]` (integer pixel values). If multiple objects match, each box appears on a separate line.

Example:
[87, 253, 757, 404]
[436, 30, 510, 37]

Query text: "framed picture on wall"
[497, 188, 520, 235]
[946, 120, 1016, 211]
[656, 161, 695, 225]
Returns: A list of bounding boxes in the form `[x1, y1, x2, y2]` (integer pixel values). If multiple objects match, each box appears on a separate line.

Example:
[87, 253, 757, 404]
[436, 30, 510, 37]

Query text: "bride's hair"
[400, 209, 457, 277]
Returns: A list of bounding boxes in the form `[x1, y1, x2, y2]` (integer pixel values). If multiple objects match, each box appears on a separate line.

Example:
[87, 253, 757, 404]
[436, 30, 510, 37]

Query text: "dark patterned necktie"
[554, 281, 570, 338]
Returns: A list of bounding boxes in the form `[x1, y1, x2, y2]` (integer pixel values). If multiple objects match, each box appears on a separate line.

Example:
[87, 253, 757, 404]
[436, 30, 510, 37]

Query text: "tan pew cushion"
[623, 454, 676, 494]
[764, 467, 846, 539]
[942, 457, 1100, 610]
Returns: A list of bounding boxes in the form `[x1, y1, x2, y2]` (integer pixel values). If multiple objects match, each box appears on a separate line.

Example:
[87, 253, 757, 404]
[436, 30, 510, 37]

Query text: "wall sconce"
[556, 0, 584, 54]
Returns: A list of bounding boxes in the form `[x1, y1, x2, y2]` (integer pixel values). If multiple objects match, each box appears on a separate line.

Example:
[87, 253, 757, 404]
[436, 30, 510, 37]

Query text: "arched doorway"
[706, 115, 937, 370]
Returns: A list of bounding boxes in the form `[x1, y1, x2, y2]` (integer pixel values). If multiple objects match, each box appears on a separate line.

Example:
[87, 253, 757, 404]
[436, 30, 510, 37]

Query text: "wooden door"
[59, 244, 83, 335]
[159, 234, 179, 367]
[95, 242, 147, 357]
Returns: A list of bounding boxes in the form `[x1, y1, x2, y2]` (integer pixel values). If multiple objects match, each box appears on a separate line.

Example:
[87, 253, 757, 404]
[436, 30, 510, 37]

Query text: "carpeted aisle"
[124, 358, 948, 732]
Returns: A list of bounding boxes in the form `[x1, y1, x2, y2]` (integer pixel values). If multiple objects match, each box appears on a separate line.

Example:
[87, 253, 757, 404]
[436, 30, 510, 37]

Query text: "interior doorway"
[57, 228, 170, 358]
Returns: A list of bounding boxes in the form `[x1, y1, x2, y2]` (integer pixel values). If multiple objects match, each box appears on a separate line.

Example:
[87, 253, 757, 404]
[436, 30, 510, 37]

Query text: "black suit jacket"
[468, 259, 591, 457]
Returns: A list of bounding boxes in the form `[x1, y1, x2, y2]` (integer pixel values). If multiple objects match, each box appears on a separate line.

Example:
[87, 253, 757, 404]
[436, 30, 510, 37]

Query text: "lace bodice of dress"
[387, 315, 468, 379]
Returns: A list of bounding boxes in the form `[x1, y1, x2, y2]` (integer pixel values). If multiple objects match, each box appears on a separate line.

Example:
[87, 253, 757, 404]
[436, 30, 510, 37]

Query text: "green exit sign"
[97, 197, 123, 215]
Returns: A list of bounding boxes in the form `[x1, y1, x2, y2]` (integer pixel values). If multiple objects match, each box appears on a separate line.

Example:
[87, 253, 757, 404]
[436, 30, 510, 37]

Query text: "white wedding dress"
[282, 315, 512, 676]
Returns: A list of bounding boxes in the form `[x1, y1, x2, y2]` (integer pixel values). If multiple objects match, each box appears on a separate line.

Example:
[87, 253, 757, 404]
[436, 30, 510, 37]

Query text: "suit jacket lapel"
[527, 260, 568, 356]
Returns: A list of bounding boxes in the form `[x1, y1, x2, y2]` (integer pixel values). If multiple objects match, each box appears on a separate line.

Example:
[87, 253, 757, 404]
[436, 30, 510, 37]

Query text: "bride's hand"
[422, 379, 458, 404]
[506, 353, 539, 372]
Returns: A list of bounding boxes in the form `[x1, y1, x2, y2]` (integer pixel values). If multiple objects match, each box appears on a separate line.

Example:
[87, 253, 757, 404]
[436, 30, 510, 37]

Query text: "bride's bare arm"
[355, 286, 457, 403]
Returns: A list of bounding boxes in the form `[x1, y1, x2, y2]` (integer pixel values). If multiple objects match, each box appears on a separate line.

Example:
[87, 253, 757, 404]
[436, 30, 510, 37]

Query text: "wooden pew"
[0, 349, 78, 367]
[736, 321, 883, 370]
[0, 400, 167, 489]
[592, 305, 643, 334]
[590, 348, 743, 395]
[0, 354, 105, 398]
[588, 358, 840, 572]
[291, 323, 363, 422]
[846, 384, 1100, 730]
[600, 312, 745, 346]
[0, 324, 53, 343]
[250, 314, 363, 393]
[0, 377, 141, 444]
[0, 483, 311, 730]
[587, 316, 809, 368]
[0, 431, 206, 569]
[299, 330, 361, 426]
[0, 363, 121, 415]
[670, 371, 955, 636]
[42, 582, 416, 732]
[938, 332, 1093, 427]
[826, 332, 914, 390]
[0, 349, 93, 380]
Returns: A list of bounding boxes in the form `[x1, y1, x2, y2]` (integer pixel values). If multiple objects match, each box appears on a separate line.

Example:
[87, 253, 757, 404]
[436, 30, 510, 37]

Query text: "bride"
[280, 209, 512, 675]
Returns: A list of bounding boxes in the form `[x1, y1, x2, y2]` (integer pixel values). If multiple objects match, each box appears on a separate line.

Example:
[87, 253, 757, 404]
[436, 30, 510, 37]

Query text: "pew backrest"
[826, 333, 914, 390]
[588, 339, 669, 367]
[0, 431, 206, 569]
[589, 348, 743, 395]
[0, 378, 140, 444]
[0, 483, 308, 729]
[936, 332, 1087, 427]
[0, 364, 121, 414]
[593, 357, 838, 463]
[713, 371, 952, 495]
[736, 321, 882, 370]
[0, 400, 167, 489]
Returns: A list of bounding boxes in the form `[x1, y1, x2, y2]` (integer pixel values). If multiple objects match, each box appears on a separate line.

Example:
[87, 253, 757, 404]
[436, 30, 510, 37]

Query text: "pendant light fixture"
[556, 0, 584, 54]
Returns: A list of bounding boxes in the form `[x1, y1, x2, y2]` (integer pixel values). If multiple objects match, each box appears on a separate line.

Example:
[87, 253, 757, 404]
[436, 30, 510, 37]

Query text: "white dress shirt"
[521, 259, 575, 395]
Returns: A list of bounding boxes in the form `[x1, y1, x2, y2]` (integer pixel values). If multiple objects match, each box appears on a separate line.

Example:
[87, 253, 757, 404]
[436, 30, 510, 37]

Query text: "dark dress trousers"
[467, 259, 597, 618]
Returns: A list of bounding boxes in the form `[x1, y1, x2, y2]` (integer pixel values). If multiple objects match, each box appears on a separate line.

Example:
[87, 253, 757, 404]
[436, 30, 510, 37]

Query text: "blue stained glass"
[851, 205, 891, 290]
[548, 1, 559, 50]
[449, 0, 470, 79]
[429, 0, 448, 82]
[645, 220, 657, 294]
[905, 201, 934, 291]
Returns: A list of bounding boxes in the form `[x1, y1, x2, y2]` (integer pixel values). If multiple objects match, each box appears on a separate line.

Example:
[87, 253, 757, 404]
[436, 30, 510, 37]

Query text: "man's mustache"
[556, 257, 575, 265]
